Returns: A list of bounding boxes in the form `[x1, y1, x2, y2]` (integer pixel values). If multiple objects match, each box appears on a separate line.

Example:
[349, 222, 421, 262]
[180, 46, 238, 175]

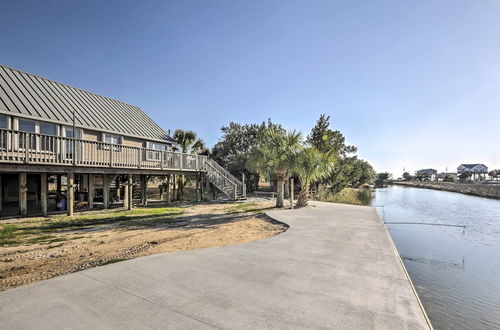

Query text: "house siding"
[123, 136, 144, 148]
[83, 129, 100, 141]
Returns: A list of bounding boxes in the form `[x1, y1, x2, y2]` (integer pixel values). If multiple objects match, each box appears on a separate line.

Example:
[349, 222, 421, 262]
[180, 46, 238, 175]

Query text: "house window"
[147, 142, 166, 151]
[19, 119, 36, 133]
[18, 119, 36, 149]
[104, 133, 122, 145]
[0, 115, 6, 148]
[65, 127, 74, 138]
[102, 133, 122, 151]
[146, 141, 166, 160]
[40, 122, 56, 135]
[0, 115, 6, 129]
[39, 122, 57, 152]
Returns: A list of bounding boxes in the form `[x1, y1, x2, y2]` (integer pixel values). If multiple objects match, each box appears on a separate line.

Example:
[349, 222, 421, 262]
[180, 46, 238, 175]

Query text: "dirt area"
[0, 200, 285, 292]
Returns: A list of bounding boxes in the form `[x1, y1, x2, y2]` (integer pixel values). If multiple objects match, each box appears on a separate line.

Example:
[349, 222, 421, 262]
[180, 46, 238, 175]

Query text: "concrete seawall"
[393, 181, 500, 199]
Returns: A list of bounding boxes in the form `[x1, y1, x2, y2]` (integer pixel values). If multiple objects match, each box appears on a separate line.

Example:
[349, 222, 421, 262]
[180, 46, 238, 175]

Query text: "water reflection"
[371, 185, 500, 330]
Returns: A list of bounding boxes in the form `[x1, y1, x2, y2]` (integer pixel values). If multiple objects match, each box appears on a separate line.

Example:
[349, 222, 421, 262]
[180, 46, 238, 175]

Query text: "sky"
[1, 0, 499, 176]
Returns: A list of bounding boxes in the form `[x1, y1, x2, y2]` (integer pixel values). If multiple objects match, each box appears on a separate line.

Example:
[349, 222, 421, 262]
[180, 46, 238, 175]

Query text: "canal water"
[371, 185, 500, 330]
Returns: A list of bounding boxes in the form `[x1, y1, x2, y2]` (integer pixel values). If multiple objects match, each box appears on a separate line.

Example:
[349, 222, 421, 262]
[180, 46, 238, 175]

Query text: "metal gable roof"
[0, 64, 174, 143]
[458, 164, 487, 169]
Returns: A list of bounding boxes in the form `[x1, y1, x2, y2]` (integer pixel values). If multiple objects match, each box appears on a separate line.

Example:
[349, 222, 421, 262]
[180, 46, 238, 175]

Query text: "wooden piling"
[127, 174, 133, 210]
[41, 173, 48, 216]
[88, 174, 94, 209]
[19, 172, 27, 217]
[67, 172, 74, 216]
[103, 174, 110, 209]
[141, 175, 148, 206]
[166, 174, 171, 203]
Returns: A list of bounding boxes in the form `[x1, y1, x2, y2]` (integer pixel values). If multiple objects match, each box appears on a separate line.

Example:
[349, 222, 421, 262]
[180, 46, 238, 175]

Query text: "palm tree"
[172, 129, 206, 200]
[248, 127, 301, 207]
[293, 147, 335, 207]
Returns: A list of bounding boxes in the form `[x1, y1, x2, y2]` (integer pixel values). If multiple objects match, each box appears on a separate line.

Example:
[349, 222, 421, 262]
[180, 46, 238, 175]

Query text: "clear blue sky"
[1, 0, 499, 176]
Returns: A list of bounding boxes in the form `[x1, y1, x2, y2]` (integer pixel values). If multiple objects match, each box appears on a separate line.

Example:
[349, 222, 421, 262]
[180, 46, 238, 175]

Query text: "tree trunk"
[276, 179, 284, 208]
[297, 186, 309, 207]
[284, 179, 289, 199]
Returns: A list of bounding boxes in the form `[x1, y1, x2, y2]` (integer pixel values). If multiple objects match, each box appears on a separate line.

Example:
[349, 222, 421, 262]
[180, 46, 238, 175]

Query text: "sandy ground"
[0, 200, 285, 292]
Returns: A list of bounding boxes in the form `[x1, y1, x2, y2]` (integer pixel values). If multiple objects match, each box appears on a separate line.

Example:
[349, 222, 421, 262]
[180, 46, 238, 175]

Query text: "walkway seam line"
[77, 272, 222, 329]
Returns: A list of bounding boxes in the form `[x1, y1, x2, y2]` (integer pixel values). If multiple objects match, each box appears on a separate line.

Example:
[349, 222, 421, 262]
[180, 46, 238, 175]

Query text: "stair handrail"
[206, 159, 241, 183]
[205, 160, 241, 198]
[206, 159, 244, 196]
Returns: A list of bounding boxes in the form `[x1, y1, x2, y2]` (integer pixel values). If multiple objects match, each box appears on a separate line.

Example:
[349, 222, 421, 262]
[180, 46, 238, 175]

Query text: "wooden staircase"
[206, 159, 246, 200]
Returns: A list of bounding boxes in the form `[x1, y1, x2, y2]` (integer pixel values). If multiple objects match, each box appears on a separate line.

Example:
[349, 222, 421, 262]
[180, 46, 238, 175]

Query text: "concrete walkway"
[0, 202, 430, 329]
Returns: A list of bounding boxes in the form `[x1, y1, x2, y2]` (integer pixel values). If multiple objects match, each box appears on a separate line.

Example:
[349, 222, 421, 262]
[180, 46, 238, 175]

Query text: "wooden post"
[116, 176, 121, 201]
[56, 174, 62, 195]
[290, 177, 294, 209]
[200, 173, 205, 202]
[88, 174, 94, 209]
[141, 175, 148, 206]
[172, 175, 176, 201]
[0, 174, 2, 217]
[124, 176, 129, 209]
[166, 174, 171, 203]
[41, 173, 48, 216]
[19, 172, 28, 217]
[103, 174, 110, 209]
[205, 175, 211, 201]
[242, 173, 246, 197]
[127, 174, 133, 210]
[196, 174, 200, 202]
[67, 172, 74, 216]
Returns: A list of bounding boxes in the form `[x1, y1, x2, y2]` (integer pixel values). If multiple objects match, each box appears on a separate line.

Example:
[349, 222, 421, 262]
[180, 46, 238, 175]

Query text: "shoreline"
[392, 181, 500, 200]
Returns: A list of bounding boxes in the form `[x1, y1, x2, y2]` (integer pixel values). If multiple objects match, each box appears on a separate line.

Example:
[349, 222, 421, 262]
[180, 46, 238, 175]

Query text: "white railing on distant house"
[0, 128, 207, 172]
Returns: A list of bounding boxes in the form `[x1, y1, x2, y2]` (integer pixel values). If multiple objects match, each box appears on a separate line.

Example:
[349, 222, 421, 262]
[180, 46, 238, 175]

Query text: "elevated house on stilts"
[0, 64, 244, 218]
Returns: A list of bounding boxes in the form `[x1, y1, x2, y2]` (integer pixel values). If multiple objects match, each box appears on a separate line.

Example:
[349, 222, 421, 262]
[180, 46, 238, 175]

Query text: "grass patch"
[27, 235, 67, 245]
[226, 202, 273, 214]
[39, 207, 184, 232]
[1, 206, 185, 247]
[0, 224, 20, 246]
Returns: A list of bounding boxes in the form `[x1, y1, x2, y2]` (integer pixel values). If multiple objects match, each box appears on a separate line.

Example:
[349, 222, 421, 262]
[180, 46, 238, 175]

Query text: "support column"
[166, 175, 171, 203]
[172, 175, 176, 201]
[88, 174, 94, 209]
[41, 173, 48, 216]
[103, 174, 110, 209]
[0, 174, 2, 216]
[200, 174, 205, 202]
[141, 175, 148, 206]
[242, 173, 246, 197]
[116, 176, 121, 201]
[126, 174, 133, 210]
[19, 172, 27, 217]
[67, 172, 74, 216]
[196, 174, 200, 202]
[124, 176, 129, 209]
[56, 174, 62, 195]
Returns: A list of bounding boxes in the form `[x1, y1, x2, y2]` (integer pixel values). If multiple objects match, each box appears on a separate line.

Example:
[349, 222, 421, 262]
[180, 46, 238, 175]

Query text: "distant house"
[415, 168, 437, 181]
[457, 164, 488, 181]
[437, 172, 457, 182]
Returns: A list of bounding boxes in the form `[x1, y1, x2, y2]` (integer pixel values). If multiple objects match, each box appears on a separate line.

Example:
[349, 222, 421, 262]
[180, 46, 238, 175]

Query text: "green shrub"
[315, 187, 373, 205]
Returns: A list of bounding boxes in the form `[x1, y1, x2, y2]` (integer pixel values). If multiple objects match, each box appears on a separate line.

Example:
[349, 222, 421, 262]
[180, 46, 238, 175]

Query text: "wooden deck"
[0, 128, 207, 174]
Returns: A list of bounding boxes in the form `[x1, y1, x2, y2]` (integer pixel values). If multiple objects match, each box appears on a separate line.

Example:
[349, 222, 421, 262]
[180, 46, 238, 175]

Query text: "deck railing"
[0, 128, 207, 172]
